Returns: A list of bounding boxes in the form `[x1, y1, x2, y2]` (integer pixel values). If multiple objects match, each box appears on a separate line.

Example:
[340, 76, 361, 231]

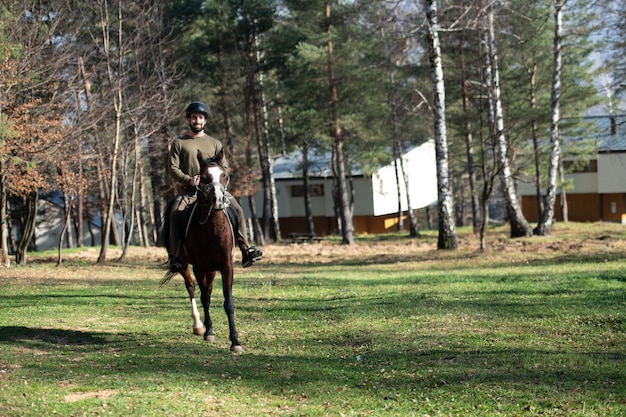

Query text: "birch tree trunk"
[98, 0, 124, 262]
[479, 5, 497, 250]
[400, 155, 419, 236]
[0, 165, 9, 267]
[535, 0, 564, 235]
[253, 91, 273, 242]
[390, 89, 419, 236]
[425, 0, 457, 250]
[255, 31, 281, 242]
[243, 41, 264, 246]
[118, 126, 141, 262]
[56, 193, 74, 266]
[485, 4, 532, 238]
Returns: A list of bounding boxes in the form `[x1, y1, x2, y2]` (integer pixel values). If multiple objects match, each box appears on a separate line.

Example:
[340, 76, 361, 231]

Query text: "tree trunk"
[528, 63, 545, 219]
[535, 0, 564, 235]
[119, 125, 141, 261]
[425, 0, 457, 250]
[251, 27, 280, 243]
[394, 159, 404, 232]
[138, 145, 150, 246]
[57, 193, 74, 266]
[255, 38, 281, 242]
[302, 140, 315, 235]
[386, 64, 402, 232]
[485, 5, 532, 238]
[460, 30, 480, 234]
[98, 0, 124, 262]
[269, 160, 281, 241]
[247, 196, 263, 245]
[400, 155, 419, 237]
[75, 88, 85, 248]
[326, 3, 354, 244]
[478, 11, 502, 250]
[559, 160, 568, 222]
[64, 192, 75, 249]
[148, 131, 167, 246]
[0, 161, 10, 267]
[254, 96, 273, 242]
[15, 192, 38, 265]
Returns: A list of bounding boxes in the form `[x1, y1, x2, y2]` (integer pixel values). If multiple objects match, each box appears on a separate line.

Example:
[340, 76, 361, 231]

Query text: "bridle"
[197, 165, 230, 225]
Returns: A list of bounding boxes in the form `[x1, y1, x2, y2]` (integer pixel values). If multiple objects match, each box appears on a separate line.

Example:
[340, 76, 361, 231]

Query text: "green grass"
[0, 223, 625, 416]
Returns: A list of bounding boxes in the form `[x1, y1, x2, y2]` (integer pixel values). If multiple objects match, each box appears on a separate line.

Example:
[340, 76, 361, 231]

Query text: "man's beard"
[190, 124, 204, 134]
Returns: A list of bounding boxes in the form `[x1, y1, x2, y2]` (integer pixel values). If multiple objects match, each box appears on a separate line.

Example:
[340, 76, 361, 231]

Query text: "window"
[291, 184, 324, 197]
[563, 159, 597, 173]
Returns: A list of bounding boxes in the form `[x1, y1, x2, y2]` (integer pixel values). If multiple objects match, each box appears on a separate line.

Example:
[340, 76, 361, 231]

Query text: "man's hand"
[190, 175, 200, 186]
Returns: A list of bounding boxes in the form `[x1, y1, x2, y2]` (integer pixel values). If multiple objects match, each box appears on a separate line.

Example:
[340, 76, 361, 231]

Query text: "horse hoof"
[230, 345, 243, 354]
[193, 326, 206, 336]
[204, 334, 216, 342]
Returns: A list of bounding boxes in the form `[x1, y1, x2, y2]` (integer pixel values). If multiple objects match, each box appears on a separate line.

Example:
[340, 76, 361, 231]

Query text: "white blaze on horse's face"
[206, 164, 226, 210]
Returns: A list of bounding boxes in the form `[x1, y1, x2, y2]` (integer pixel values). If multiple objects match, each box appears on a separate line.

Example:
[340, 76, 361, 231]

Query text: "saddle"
[180, 201, 237, 242]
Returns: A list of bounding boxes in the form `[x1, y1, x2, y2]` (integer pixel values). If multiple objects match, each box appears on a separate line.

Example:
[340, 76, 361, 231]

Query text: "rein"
[197, 182, 229, 225]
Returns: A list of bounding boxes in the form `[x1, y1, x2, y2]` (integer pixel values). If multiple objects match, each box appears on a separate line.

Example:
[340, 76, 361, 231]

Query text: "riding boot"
[169, 242, 185, 274]
[228, 195, 263, 267]
[240, 240, 263, 268]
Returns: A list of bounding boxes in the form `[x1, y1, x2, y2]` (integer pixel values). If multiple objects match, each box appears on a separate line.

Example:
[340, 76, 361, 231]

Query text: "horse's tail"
[159, 199, 176, 287]
[161, 198, 175, 255]
[159, 270, 176, 287]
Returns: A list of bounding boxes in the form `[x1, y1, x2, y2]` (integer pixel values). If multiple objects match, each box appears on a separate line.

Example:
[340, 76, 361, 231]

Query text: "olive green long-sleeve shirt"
[169, 133, 228, 192]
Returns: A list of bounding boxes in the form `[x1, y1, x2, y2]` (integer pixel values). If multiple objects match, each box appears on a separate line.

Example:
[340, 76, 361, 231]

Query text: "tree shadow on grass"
[1, 324, 621, 384]
[1, 323, 625, 414]
[0, 326, 108, 345]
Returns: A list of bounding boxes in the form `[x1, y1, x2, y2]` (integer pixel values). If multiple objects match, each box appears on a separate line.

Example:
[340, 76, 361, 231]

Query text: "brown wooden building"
[518, 115, 626, 223]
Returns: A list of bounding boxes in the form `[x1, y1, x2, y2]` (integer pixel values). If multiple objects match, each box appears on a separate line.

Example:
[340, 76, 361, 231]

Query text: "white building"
[243, 140, 438, 237]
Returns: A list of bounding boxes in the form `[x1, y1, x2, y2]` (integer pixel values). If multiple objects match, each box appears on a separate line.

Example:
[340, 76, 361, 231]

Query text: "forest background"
[0, 0, 625, 266]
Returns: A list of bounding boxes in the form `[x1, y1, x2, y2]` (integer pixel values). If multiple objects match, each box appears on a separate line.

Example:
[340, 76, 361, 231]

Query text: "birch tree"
[484, 2, 533, 238]
[534, 0, 564, 235]
[425, 0, 457, 249]
[96, 0, 124, 262]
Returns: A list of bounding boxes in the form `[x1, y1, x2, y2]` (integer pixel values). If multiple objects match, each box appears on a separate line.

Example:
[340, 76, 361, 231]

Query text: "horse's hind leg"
[182, 269, 205, 336]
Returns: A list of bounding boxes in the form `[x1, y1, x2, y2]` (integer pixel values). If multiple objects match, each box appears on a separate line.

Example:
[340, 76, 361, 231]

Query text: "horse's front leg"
[197, 269, 216, 342]
[222, 266, 242, 353]
[182, 268, 205, 336]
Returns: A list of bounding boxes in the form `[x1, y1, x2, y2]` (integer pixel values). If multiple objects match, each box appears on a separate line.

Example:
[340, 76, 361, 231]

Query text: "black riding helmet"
[186, 101, 209, 118]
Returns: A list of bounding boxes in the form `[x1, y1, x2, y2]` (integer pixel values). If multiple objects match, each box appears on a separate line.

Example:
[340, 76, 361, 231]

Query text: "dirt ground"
[50, 221, 626, 267]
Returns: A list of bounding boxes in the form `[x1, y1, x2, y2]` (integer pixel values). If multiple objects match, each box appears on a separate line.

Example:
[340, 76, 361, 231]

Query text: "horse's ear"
[215, 148, 224, 164]
[197, 150, 204, 166]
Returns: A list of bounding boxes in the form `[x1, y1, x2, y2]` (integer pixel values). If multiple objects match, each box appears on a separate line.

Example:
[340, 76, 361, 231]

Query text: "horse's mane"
[201, 158, 224, 170]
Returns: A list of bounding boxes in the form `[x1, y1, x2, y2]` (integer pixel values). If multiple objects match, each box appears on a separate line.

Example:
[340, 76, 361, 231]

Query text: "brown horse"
[161, 149, 242, 353]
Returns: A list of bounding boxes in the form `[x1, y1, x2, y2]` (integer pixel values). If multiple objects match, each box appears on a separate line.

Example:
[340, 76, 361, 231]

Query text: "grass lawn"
[0, 222, 625, 416]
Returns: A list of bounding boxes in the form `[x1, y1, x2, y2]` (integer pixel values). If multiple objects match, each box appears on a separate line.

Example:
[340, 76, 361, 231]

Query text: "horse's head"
[197, 149, 229, 210]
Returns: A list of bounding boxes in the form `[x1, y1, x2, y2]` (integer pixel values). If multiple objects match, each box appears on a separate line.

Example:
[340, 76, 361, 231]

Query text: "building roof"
[272, 149, 364, 179]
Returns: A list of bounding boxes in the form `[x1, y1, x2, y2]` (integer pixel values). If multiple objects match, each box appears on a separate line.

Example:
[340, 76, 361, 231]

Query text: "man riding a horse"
[167, 101, 263, 273]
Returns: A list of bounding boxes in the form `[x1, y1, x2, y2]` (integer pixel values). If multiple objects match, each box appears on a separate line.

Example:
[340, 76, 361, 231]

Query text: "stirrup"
[242, 247, 263, 268]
